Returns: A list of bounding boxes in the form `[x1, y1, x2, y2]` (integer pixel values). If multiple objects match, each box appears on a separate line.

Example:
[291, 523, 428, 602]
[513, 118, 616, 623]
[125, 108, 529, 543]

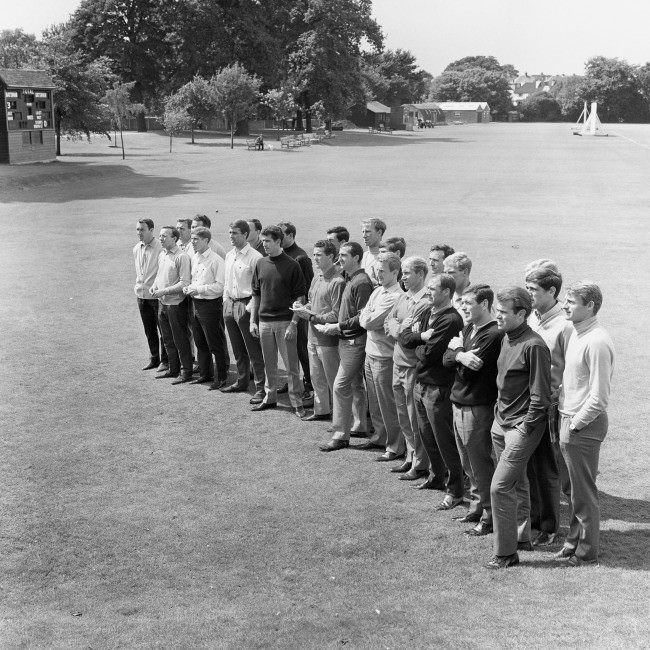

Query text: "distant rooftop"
[366, 100, 391, 113]
[436, 102, 489, 111]
[0, 68, 56, 89]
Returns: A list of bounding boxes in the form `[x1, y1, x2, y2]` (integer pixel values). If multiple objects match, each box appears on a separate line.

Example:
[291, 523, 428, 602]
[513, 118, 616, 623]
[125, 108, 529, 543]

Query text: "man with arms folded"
[361, 218, 386, 287]
[384, 256, 431, 480]
[443, 252, 472, 312]
[222, 220, 265, 402]
[182, 227, 230, 390]
[318, 242, 374, 452]
[150, 226, 193, 383]
[191, 214, 227, 258]
[249, 226, 306, 417]
[292, 240, 345, 421]
[358, 253, 405, 462]
[428, 244, 455, 277]
[133, 218, 167, 371]
[525, 260, 573, 547]
[443, 284, 503, 536]
[554, 283, 614, 566]
[401, 274, 464, 503]
[485, 287, 551, 569]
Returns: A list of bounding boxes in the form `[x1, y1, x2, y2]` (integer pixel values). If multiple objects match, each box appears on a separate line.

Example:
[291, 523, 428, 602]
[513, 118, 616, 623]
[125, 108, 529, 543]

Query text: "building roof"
[411, 102, 442, 111]
[366, 100, 391, 114]
[0, 68, 56, 89]
[436, 102, 489, 111]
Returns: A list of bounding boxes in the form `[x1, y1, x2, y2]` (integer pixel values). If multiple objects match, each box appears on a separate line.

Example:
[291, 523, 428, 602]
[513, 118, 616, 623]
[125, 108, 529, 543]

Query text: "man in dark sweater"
[401, 273, 463, 504]
[443, 284, 504, 536]
[485, 287, 551, 570]
[279, 222, 314, 399]
[250, 226, 306, 417]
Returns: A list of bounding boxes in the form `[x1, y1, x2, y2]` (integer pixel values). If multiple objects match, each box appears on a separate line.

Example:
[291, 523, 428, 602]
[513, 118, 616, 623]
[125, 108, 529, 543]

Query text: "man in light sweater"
[554, 283, 614, 566]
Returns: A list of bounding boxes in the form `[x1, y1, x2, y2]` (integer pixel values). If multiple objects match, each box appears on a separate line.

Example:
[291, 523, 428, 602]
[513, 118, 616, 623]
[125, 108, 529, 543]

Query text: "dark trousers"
[296, 319, 311, 387]
[158, 299, 193, 376]
[192, 298, 230, 381]
[223, 297, 265, 393]
[137, 298, 167, 364]
[414, 382, 463, 497]
[527, 420, 561, 534]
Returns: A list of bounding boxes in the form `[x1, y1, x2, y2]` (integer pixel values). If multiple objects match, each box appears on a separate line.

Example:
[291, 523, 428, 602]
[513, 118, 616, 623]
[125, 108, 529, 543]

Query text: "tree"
[549, 74, 584, 121]
[165, 76, 217, 143]
[162, 101, 191, 152]
[0, 28, 41, 68]
[519, 91, 561, 122]
[102, 81, 146, 159]
[262, 82, 299, 139]
[212, 63, 261, 149]
[638, 62, 650, 104]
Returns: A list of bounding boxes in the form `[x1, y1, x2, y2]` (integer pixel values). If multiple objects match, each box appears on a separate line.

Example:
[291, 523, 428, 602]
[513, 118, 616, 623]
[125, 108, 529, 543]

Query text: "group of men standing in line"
[133, 216, 614, 570]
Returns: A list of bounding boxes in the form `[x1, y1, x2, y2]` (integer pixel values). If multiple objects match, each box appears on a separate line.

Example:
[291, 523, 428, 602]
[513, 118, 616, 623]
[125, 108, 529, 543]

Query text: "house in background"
[349, 101, 392, 129]
[391, 102, 443, 129]
[436, 102, 491, 124]
[510, 74, 563, 108]
[0, 68, 56, 164]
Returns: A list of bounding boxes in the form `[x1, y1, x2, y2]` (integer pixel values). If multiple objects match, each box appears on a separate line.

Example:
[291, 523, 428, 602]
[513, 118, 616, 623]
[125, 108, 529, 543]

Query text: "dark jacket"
[338, 268, 374, 340]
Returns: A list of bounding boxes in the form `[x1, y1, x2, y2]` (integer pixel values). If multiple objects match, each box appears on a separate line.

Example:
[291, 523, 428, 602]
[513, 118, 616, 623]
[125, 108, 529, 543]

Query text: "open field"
[1, 123, 648, 647]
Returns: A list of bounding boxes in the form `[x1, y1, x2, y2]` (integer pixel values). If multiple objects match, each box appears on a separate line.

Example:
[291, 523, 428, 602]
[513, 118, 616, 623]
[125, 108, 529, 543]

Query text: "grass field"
[1, 123, 649, 648]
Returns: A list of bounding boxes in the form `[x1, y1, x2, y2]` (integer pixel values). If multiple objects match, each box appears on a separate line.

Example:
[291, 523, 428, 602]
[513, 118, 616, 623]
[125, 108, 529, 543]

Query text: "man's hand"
[457, 348, 483, 370]
[150, 288, 164, 299]
[384, 316, 399, 338]
[292, 307, 311, 321]
[183, 285, 199, 297]
[284, 321, 298, 341]
[315, 323, 339, 336]
[250, 322, 259, 338]
[420, 328, 434, 342]
[402, 316, 414, 329]
[448, 335, 463, 350]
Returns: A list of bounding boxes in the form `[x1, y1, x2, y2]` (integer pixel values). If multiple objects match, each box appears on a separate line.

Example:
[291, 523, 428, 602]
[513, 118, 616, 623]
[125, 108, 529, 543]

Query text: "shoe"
[319, 439, 349, 452]
[553, 546, 576, 559]
[565, 555, 597, 567]
[155, 371, 179, 379]
[349, 429, 368, 438]
[484, 553, 520, 570]
[453, 512, 482, 523]
[411, 479, 446, 491]
[294, 408, 307, 419]
[436, 495, 464, 510]
[533, 532, 559, 547]
[208, 379, 228, 391]
[220, 384, 248, 393]
[390, 462, 412, 474]
[353, 441, 384, 451]
[301, 389, 314, 401]
[142, 359, 160, 370]
[398, 469, 428, 481]
[277, 382, 288, 394]
[171, 374, 194, 385]
[376, 451, 402, 462]
[302, 412, 331, 422]
[157, 363, 169, 372]
[250, 393, 265, 405]
[326, 425, 335, 433]
[190, 376, 212, 384]
[251, 401, 278, 412]
[464, 522, 493, 536]
[517, 541, 534, 552]
[192, 362, 200, 373]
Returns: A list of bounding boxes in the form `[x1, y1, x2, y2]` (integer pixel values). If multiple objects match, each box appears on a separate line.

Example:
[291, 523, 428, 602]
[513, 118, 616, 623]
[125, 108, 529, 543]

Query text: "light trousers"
[332, 338, 368, 441]
[307, 339, 340, 415]
[393, 363, 427, 471]
[259, 320, 302, 408]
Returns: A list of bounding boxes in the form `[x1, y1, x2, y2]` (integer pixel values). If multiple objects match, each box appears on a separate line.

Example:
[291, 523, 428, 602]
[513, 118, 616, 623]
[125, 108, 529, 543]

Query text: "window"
[22, 131, 32, 146]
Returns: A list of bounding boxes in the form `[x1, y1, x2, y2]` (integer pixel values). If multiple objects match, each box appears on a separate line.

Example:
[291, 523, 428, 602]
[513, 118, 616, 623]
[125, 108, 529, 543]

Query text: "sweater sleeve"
[359, 289, 401, 331]
[399, 307, 430, 349]
[416, 312, 463, 366]
[523, 341, 552, 434]
[338, 279, 373, 332]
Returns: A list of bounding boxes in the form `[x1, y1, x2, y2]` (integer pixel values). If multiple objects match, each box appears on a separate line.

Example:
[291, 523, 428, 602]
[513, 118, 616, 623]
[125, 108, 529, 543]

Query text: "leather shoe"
[436, 495, 464, 510]
[349, 429, 368, 438]
[250, 393, 265, 405]
[375, 451, 402, 462]
[208, 379, 228, 391]
[517, 541, 534, 552]
[251, 401, 278, 412]
[190, 376, 212, 384]
[277, 382, 289, 394]
[411, 479, 446, 490]
[294, 408, 307, 419]
[302, 413, 331, 422]
[464, 522, 493, 536]
[453, 512, 482, 523]
[171, 375, 194, 385]
[156, 363, 169, 372]
[319, 439, 349, 452]
[220, 384, 248, 393]
[155, 371, 179, 379]
[142, 360, 160, 370]
[564, 555, 597, 567]
[390, 462, 412, 474]
[484, 553, 519, 570]
[553, 546, 575, 559]
[399, 469, 428, 481]
[353, 441, 384, 451]
[533, 531, 559, 547]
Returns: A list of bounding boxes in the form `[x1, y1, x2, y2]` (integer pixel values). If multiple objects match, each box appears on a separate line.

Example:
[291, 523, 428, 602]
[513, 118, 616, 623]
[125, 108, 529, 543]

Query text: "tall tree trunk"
[305, 110, 312, 133]
[119, 122, 125, 160]
[230, 123, 234, 149]
[191, 125, 195, 144]
[295, 109, 304, 131]
[169, 133, 173, 153]
[137, 110, 147, 132]
[55, 115, 61, 155]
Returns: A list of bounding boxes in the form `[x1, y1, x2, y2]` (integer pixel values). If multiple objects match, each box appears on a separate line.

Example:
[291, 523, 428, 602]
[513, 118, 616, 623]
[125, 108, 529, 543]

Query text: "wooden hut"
[391, 102, 443, 130]
[436, 102, 491, 124]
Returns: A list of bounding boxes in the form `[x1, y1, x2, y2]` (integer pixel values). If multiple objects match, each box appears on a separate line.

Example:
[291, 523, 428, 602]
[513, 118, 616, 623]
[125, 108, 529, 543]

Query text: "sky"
[3, 0, 650, 76]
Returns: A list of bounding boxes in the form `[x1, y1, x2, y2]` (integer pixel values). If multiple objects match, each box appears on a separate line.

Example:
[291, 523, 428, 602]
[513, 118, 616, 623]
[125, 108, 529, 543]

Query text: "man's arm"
[312, 277, 344, 324]
[165, 253, 191, 295]
[399, 308, 430, 349]
[416, 313, 463, 366]
[338, 280, 373, 332]
[523, 342, 552, 434]
[359, 290, 401, 331]
[195, 258, 225, 298]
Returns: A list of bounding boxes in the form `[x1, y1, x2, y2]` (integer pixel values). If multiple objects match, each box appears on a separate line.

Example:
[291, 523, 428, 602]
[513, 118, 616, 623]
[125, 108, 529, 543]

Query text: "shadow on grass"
[320, 133, 469, 147]
[600, 491, 650, 524]
[0, 161, 199, 203]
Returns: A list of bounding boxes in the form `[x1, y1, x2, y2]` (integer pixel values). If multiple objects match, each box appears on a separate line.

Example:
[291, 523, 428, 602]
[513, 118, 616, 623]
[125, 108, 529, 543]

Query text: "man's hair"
[313, 239, 337, 258]
[525, 262, 563, 297]
[362, 218, 387, 235]
[463, 283, 494, 310]
[430, 243, 455, 258]
[138, 218, 154, 230]
[445, 251, 472, 273]
[436, 272, 456, 296]
[161, 226, 180, 241]
[230, 219, 250, 236]
[384, 236, 406, 258]
[402, 256, 428, 278]
[497, 286, 532, 318]
[524, 258, 557, 276]
[192, 226, 212, 242]
[277, 221, 297, 238]
[377, 252, 402, 273]
[340, 241, 364, 264]
[176, 218, 192, 229]
[193, 214, 211, 228]
[248, 218, 262, 233]
[261, 225, 284, 242]
[326, 226, 350, 243]
[567, 283, 603, 315]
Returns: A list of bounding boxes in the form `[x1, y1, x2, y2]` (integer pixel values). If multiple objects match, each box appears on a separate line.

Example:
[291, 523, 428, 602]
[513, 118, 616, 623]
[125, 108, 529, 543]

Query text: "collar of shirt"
[319, 265, 339, 281]
[407, 286, 427, 303]
[506, 322, 530, 341]
[534, 301, 563, 325]
[430, 301, 452, 316]
[166, 245, 180, 256]
[235, 243, 252, 256]
[574, 315, 598, 335]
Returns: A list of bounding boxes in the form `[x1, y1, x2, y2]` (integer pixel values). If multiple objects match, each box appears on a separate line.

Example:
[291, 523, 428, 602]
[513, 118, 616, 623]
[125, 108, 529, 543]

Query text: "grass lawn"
[1, 123, 648, 648]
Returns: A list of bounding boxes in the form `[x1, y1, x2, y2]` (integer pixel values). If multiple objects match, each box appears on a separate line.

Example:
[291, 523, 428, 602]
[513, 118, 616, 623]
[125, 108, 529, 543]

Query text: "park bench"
[246, 135, 264, 150]
[280, 136, 298, 148]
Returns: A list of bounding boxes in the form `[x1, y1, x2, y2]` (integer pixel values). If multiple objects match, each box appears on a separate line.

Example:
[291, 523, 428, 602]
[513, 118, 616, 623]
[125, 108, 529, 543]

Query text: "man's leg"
[527, 423, 560, 535]
[401, 365, 427, 472]
[224, 299, 250, 389]
[308, 339, 330, 415]
[158, 303, 179, 375]
[137, 298, 161, 362]
[234, 301, 265, 395]
[371, 356, 404, 456]
[275, 321, 303, 410]
[393, 365, 414, 464]
[296, 320, 311, 390]
[413, 382, 446, 483]
[331, 341, 365, 441]
[191, 301, 214, 380]
[258, 321, 278, 405]
[196, 298, 229, 382]
[365, 356, 387, 447]
[168, 298, 193, 375]
[318, 343, 340, 403]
